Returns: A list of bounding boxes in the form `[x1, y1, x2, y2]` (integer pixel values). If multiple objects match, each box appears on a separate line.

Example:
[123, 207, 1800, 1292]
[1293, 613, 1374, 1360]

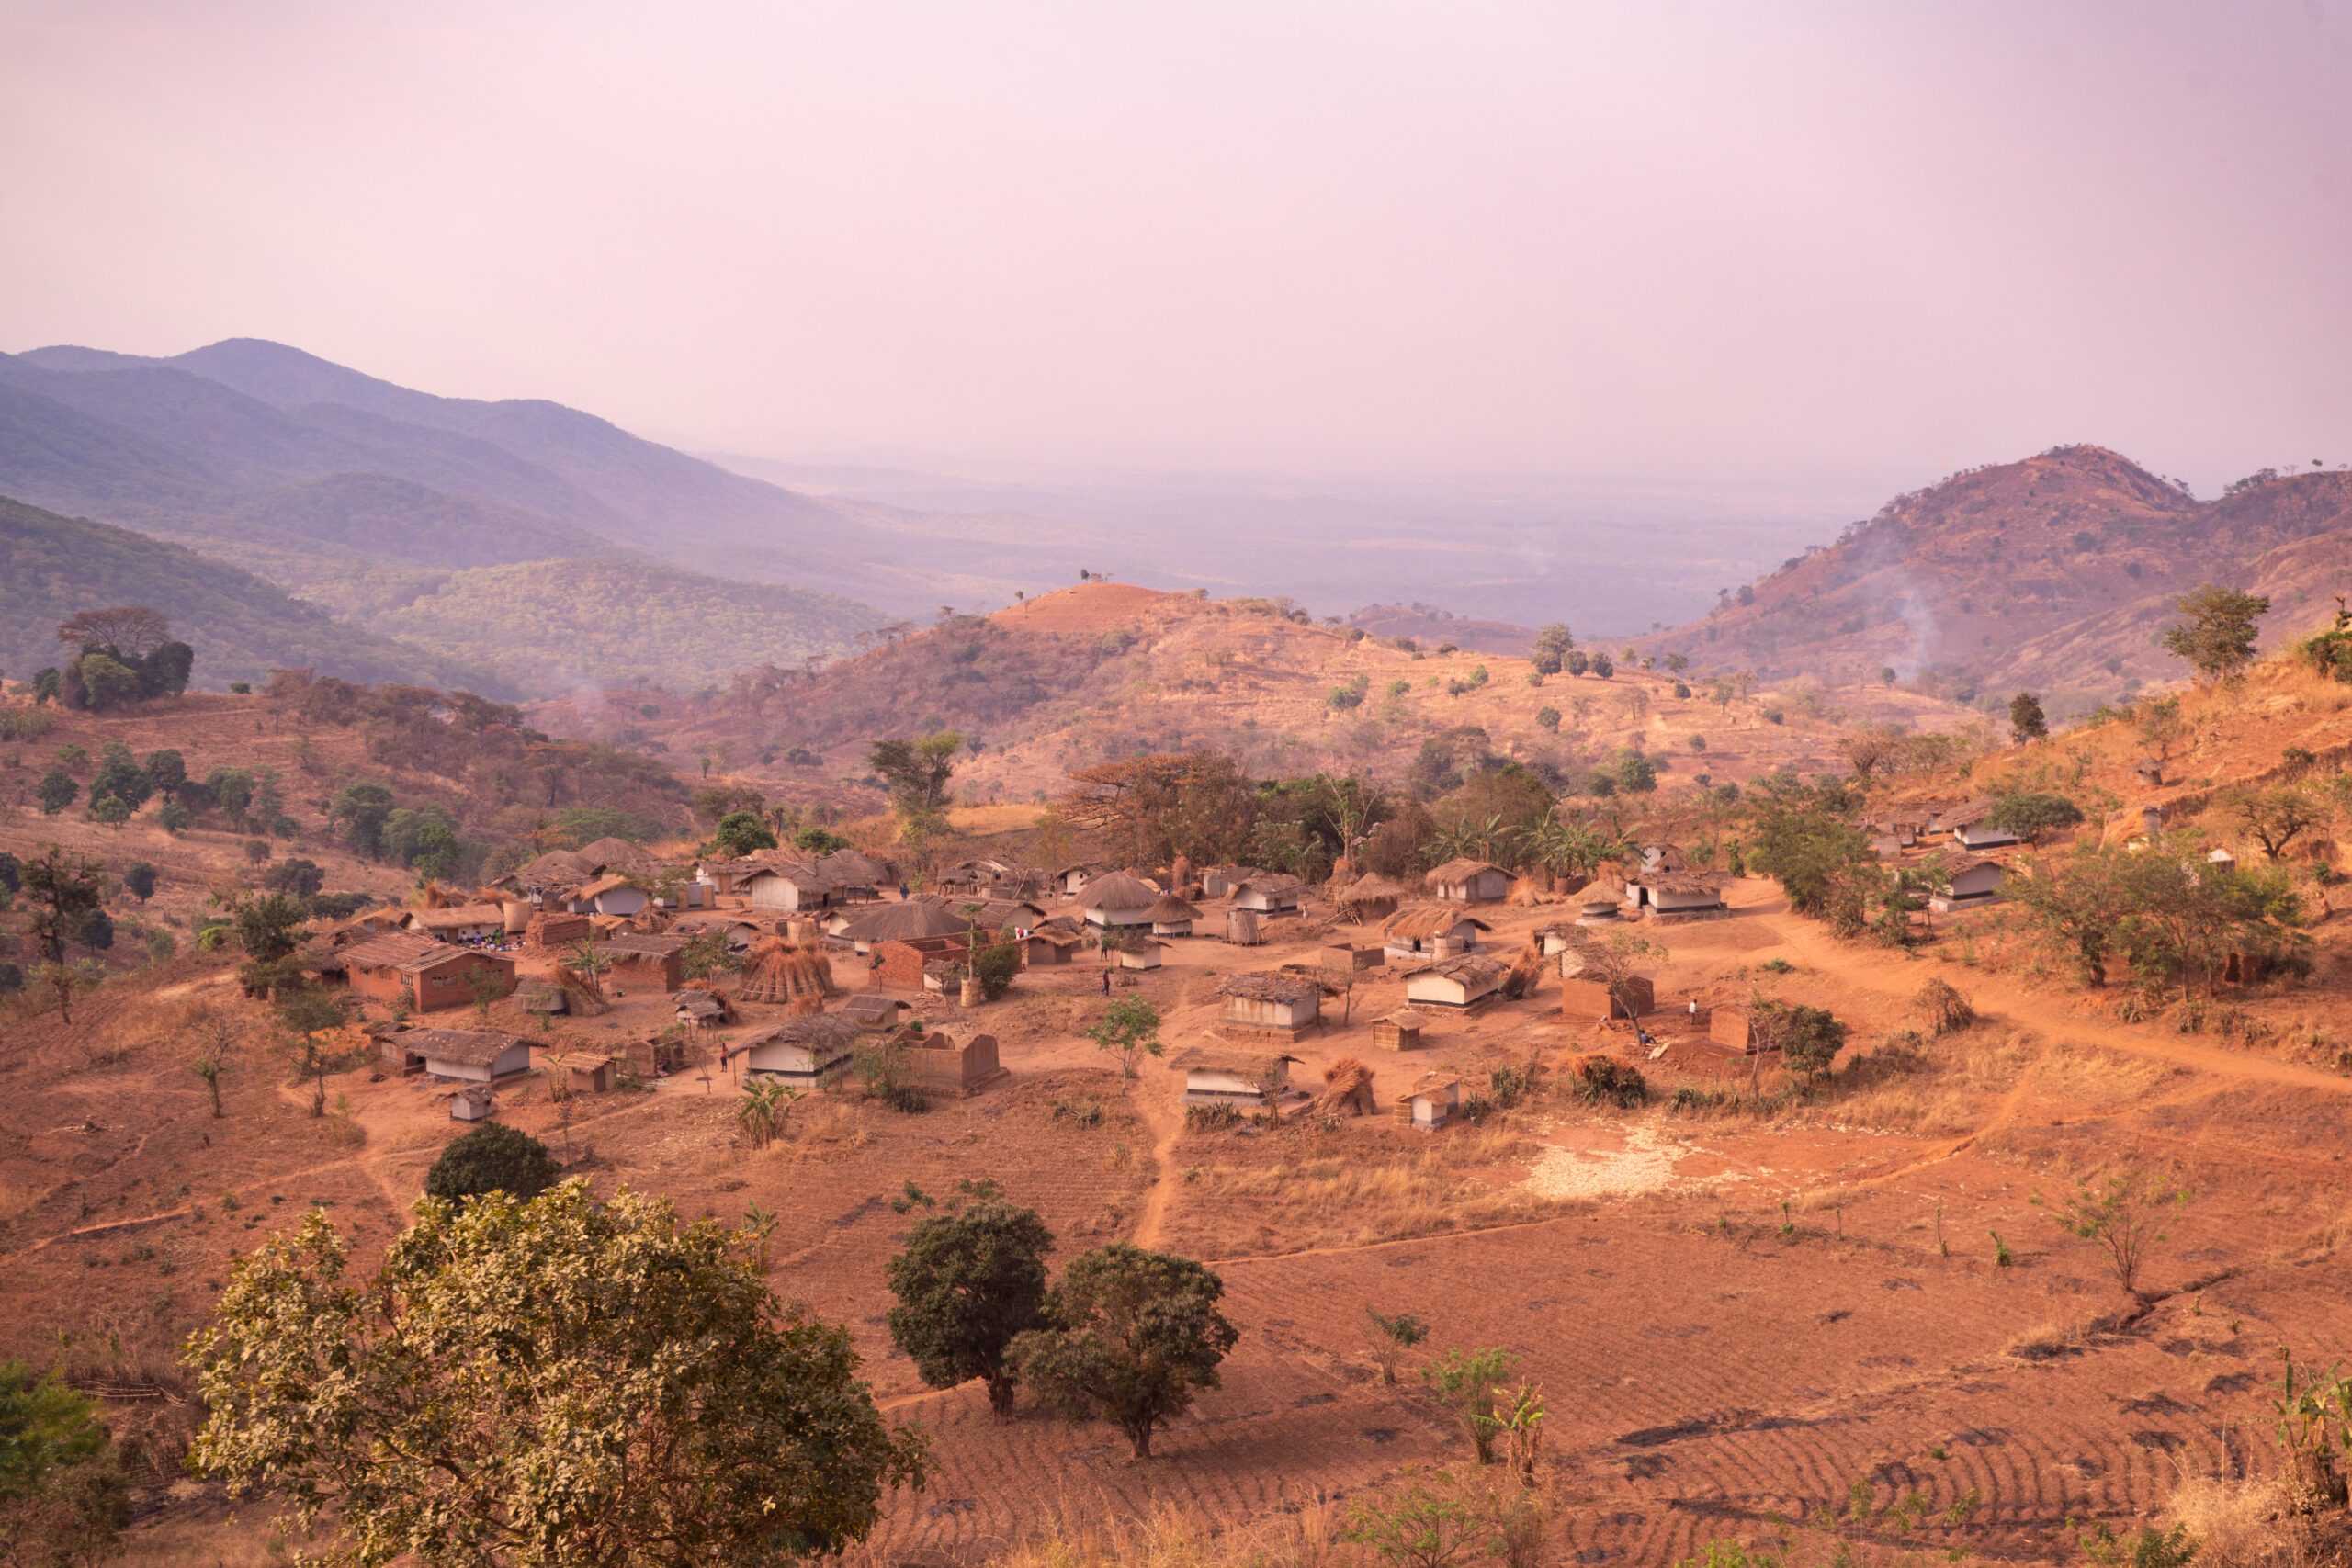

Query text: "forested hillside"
[0, 496, 497, 692]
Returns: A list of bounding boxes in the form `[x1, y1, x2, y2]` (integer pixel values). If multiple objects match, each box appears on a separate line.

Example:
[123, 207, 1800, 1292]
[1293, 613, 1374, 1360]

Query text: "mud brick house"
[549, 1051, 616, 1094]
[1337, 874, 1407, 921]
[525, 911, 594, 949]
[1381, 906, 1490, 964]
[568, 874, 651, 919]
[742, 863, 844, 913]
[325, 931, 515, 1014]
[842, 899, 969, 955]
[1405, 953, 1507, 1010]
[733, 1016, 861, 1087]
[1076, 871, 1161, 930]
[1560, 974, 1655, 1021]
[841, 994, 910, 1032]
[1425, 859, 1511, 904]
[875, 934, 971, 990]
[403, 902, 510, 942]
[1372, 1008, 1428, 1052]
[1623, 871, 1730, 920]
[1230, 874, 1305, 915]
[1930, 859, 2007, 913]
[592, 931, 689, 991]
[907, 1022, 1007, 1096]
[1220, 972, 1323, 1037]
[1171, 1046, 1297, 1111]
[402, 1027, 532, 1084]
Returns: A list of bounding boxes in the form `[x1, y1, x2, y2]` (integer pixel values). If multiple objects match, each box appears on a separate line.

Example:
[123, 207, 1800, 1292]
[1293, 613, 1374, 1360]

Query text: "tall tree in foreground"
[1010, 1244, 1238, 1460]
[2161, 584, 2269, 680]
[886, 1191, 1055, 1417]
[186, 1183, 924, 1568]
[0, 1358, 129, 1565]
[20, 848, 106, 1021]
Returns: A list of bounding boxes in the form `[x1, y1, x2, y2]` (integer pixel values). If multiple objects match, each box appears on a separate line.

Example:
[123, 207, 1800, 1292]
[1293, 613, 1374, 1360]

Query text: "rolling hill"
[0, 496, 501, 693]
[1637, 445, 2352, 712]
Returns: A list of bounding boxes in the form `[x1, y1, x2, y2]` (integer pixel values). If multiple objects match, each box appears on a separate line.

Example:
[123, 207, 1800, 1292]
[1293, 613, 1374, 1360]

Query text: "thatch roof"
[337, 931, 472, 973]
[733, 1015, 862, 1055]
[1170, 1046, 1298, 1076]
[672, 988, 732, 1021]
[1233, 874, 1305, 897]
[1075, 871, 1160, 911]
[1382, 905, 1492, 942]
[595, 932, 689, 959]
[842, 901, 970, 944]
[512, 850, 594, 892]
[818, 849, 897, 886]
[1381, 1008, 1431, 1030]
[1641, 872, 1729, 895]
[1420, 953, 1510, 986]
[1143, 893, 1201, 921]
[1340, 874, 1408, 903]
[1221, 972, 1323, 1004]
[410, 903, 508, 931]
[841, 994, 908, 1026]
[1425, 859, 1507, 884]
[576, 837, 656, 872]
[1641, 843, 1690, 874]
[399, 1028, 526, 1067]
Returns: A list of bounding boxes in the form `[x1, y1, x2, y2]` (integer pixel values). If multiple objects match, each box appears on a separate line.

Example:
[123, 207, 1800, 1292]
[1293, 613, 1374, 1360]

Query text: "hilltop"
[536, 581, 1977, 807]
[1639, 445, 2352, 711]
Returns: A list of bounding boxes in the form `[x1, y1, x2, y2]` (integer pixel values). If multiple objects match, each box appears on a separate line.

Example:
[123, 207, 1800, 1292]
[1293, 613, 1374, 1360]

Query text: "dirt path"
[1127, 1075, 1184, 1250]
[1741, 887, 2352, 1098]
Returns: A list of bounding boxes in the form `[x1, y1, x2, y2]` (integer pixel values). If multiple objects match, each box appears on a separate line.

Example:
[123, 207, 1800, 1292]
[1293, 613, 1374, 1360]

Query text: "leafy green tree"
[86, 794, 131, 827]
[1009, 1244, 1239, 1460]
[71, 653, 139, 712]
[885, 1196, 1055, 1416]
[970, 932, 1023, 1000]
[709, 810, 779, 857]
[2007, 691, 2048, 743]
[2162, 584, 2270, 680]
[205, 766, 255, 827]
[262, 858, 326, 902]
[2222, 782, 2330, 862]
[1607, 748, 1657, 794]
[233, 893, 309, 964]
[2033, 1168, 2189, 1299]
[1758, 1002, 1846, 1089]
[1530, 624, 1574, 675]
[156, 799, 191, 834]
[867, 733, 962, 815]
[2009, 844, 2136, 986]
[143, 747, 186, 797]
[425, 1123, 561, 1203]
[381, 805, 466, 878]
[185, 1184, 924, 1567]
[329, 782, 397, 859]
[1988, 790, 2084, 844]
[1534, 706, 1561, 731]
[1746, 777, 1873, 919]
[275, 987, 355, 1117]
[1589, 651, 1614, 679]
[121, 863, 158, 904]
[0, 1358, 130, 1566]
[1086, 995, 1164, 1081]
[35, 770, 76, 817]
[89, 743, 152, 812]
[1422, 1348, 1514, 1463]
[20, 848, 104, 971]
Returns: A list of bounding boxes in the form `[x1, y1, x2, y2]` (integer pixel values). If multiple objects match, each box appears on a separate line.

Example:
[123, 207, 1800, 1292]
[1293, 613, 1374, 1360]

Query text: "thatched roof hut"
[840, 900, 970, 946]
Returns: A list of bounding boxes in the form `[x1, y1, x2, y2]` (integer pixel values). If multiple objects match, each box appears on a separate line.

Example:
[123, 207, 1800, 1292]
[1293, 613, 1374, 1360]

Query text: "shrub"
[1535, 706, 1561, 731]
[1573, 1057, 1649, 1108]
[1913, 977, 1974, 1036]
[424, 1123, 560, 1203]
[1184, 1102, 1242, 1133]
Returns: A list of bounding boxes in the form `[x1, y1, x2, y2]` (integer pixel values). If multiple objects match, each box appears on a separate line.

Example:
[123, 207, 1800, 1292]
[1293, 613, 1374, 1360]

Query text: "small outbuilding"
[1372, 1008, 1429, 1052]
[1112, 934, 1166, 971]
[594, 932, 689, 992]
[1559, 973, 1655, 1021]
[742, 864, 844, 913]
[2133, 757, 2165, 788]
[906, 1022, 1007, 1096]
[1225, 908, 1264, 946]
[1709, 1005, 1757, 1054]
[841, 993, 912, 1032]
[569, 875, 651, 919]
[1425, 859, 1512, 905]
[1623, 872, 1730, 920]
[550, 1052, 616, 1095]
[1401, 1075, 1461, 1131]
[1144, 893, 1201, 937]
[1336, 873, 1408, 922]
[450, 1084, 494, 1122]
[1405, 953, 1508, 1010]
[1319, 942, 1384, 975]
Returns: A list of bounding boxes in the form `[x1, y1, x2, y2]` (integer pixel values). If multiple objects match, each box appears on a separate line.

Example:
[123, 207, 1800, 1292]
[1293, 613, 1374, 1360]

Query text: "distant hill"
[0, 495, 500, 694]
[272, 555, 882, 694]
[0, 339, 1050, 619]
[1635, 446, 2352, 711]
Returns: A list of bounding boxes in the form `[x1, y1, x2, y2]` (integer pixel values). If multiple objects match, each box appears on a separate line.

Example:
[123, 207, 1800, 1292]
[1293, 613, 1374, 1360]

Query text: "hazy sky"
[4, 1, 2348, 495]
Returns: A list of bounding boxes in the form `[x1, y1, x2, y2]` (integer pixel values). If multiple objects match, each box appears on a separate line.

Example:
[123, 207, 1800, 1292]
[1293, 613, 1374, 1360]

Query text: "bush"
[1914, 977, 1974, 1037]
[424, 1123, 560, 1203]
[1535, 706, 1561, 731]
[1573, 1057, 1649, 1108]
[1184, 1102, 1242, 1133]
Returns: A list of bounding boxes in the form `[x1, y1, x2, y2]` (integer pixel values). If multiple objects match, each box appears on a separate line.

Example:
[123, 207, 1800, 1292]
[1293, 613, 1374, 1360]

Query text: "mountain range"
[1637, 445, 2352, 714]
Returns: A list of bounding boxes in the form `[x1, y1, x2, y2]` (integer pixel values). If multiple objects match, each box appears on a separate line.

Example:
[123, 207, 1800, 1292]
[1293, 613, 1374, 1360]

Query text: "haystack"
[1507, 874, 1551, 907]
[420, 881, 468, 909]
[548, 959, 611, 1017]
[1316, 1056, 1376, 1116]
[1500, 941, 1546, 1000]
[737, 937, 836, 1007]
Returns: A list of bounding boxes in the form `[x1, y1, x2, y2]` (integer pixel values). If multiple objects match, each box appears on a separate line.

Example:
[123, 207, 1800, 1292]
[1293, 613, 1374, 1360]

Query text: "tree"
[885, 1196, 1055, 1416]
[1422, 1348, 1514, 1463]
[1534, 706, 1560, 731]
[2033, 1168, 2189, 1298]
[1987, 790, 2084, 844]
[206, 767, 256, 827]
[2009, 844, 2136, 987]
[156, 798, 191, 834]
[1746, 778, 1873, 919]
[189, 1010, 241, 1120]
[2223, 782, 2328, 862]
[0, 1358, 130, 1567]
[261, 858, 326, 902]
[21, 847, 105, 974]
[709, 809, 778, 857]
[1009, 1244, 1238, 1460]
[71, 653, 138, 713]
[2007, 691, 2048, 744]
[143, 748, 186, 797]
[380, 805, 465, 878]
[121, 863, 157, 904]
[867, 733, 962, 815]
[1363, 1306, 1429, 1386]
[1053, 752, 1259, 868]
[1756, 1003, 1846, 1089]
[55, 604, 169, 660]
[185, 1184, 924, 1568]
[1589, 651, 1614, 679]
[328, 782, 397, 859]
[1086, 995, 1164, 1082]
[275, 987, 354, 1117]
[2162, 584, 2269, 680]
[35, 770, 75, 817]
[425, 1123, 561, 1202]
[233, 893, 309, 964]
[1529, 624, 1574, 675]
[969, 932, 1022, 1000]
[2134, 695, 2185, 763]
[737, 1077, 801, 1151]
